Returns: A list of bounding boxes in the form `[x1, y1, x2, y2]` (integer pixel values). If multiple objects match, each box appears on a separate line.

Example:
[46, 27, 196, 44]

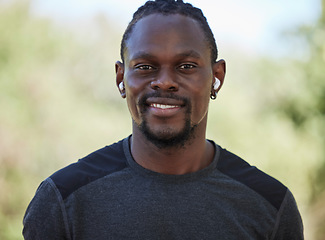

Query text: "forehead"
[124, 13, 210, 62]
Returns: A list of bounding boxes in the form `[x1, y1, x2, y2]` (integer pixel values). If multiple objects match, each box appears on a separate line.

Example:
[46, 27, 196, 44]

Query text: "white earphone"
[119, 82, 124, 91]
[213, 78, 221, 90]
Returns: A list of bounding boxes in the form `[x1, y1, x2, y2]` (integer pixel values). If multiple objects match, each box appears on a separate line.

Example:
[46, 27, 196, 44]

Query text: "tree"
[277, 0, 325, 238]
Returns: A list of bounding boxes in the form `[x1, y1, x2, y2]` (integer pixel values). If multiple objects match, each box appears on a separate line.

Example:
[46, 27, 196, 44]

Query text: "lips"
[150, 103, 180, 109]
[146, 96, 185, 106]
[145, 97, 185, 118]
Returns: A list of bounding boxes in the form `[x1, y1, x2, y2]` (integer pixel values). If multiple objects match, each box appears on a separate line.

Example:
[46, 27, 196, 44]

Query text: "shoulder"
[271, 189, 304, 239]
[216, 147, 288, 211]
[50, 138, 128, 200]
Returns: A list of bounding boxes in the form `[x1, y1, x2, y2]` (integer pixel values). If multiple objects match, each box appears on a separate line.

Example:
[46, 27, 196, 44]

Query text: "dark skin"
[116, 13, 226, 175]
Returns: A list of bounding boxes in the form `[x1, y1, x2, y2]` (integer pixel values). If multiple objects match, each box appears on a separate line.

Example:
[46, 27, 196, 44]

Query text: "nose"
[150, 69, 179, 92]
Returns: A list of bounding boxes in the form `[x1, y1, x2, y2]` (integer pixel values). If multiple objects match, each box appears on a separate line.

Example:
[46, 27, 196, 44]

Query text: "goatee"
[137, 92, 197, 149]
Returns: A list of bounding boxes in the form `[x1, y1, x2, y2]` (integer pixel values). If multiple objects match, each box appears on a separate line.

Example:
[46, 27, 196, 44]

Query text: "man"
[23, 0, 304, 239]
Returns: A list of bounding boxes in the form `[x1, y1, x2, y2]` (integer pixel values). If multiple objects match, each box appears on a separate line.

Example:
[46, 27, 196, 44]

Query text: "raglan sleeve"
[23, 178, 70, 240]
[271, 189, 304, 240]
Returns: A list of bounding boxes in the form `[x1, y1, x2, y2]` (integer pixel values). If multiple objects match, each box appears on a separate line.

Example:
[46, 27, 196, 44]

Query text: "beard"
[136, 92, 197, 149]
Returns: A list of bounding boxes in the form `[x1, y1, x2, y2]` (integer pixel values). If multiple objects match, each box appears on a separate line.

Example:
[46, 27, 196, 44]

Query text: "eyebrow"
[130, 51, 156, 61]
[175, 50, 201, 59]
[130, 50, 202, 61]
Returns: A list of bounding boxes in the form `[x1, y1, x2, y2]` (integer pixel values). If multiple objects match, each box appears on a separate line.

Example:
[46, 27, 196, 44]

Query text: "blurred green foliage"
[0, 1, 130, 239]
[0, 1, 324, 239]
[275, 1, 325, 238]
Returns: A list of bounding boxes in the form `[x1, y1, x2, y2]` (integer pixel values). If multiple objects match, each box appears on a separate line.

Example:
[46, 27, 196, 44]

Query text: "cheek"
[126, 88, 140, 117]
[124, 78, 149, 121]
[191, 73, 212, 100]
[189, 76, 212, 119]
[187, 94, 207, 123]
[193, 91, 210, 114]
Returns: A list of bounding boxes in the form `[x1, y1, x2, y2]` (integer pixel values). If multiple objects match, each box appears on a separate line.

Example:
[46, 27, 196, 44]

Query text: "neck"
[130, 122, 214, 175]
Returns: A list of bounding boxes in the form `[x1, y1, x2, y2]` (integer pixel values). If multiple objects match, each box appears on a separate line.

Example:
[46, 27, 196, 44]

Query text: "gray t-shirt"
[23, 137, 304, 239]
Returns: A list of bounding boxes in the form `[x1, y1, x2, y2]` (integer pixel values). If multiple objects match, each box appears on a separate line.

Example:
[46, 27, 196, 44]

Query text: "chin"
[139, 120, 197, 149]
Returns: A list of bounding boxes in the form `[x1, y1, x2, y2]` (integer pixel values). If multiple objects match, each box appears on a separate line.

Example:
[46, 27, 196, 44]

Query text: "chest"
[66, 176, 276, 239]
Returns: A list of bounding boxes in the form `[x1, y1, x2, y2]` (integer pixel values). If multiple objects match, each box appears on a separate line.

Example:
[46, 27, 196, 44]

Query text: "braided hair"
[120, 0, 218, 64]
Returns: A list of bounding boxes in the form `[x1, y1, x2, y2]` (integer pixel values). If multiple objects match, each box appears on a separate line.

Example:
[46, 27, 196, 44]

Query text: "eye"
[135, 65, 155, 70]
[178, 63, 196, 70]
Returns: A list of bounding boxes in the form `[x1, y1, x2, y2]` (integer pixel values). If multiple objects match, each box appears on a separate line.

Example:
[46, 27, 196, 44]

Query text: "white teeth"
[152, 103, 177, 109]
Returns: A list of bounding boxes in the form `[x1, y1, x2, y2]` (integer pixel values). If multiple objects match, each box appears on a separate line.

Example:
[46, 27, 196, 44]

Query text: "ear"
[115, 61, 126, 98]
[212, 59, 226, 92]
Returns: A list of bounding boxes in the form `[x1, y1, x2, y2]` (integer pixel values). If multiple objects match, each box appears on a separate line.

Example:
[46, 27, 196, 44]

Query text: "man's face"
[121, 14, 216, 148]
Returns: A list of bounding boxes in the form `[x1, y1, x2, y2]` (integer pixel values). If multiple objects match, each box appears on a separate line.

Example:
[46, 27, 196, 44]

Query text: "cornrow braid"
[120, 0, 218, 64]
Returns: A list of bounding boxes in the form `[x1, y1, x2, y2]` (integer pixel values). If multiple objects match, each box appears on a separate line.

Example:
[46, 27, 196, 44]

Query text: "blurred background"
[0, 0, 324, 239]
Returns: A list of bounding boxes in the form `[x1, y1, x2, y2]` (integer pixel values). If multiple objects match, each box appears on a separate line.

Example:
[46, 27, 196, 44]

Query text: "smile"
[146, 101, 184, 118]
[151, 103, 179, 109]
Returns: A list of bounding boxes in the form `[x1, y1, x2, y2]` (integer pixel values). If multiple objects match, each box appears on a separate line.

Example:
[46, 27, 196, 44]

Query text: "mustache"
[138, 92, 190, 107]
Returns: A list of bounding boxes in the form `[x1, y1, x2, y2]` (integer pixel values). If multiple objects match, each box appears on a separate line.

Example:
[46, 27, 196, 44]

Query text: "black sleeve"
[23, 179, 70, 240]
[271, 190, 304, 240]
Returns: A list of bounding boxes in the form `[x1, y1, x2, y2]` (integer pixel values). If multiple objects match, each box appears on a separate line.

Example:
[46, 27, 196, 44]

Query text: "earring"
[119, 82, 124, 91]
